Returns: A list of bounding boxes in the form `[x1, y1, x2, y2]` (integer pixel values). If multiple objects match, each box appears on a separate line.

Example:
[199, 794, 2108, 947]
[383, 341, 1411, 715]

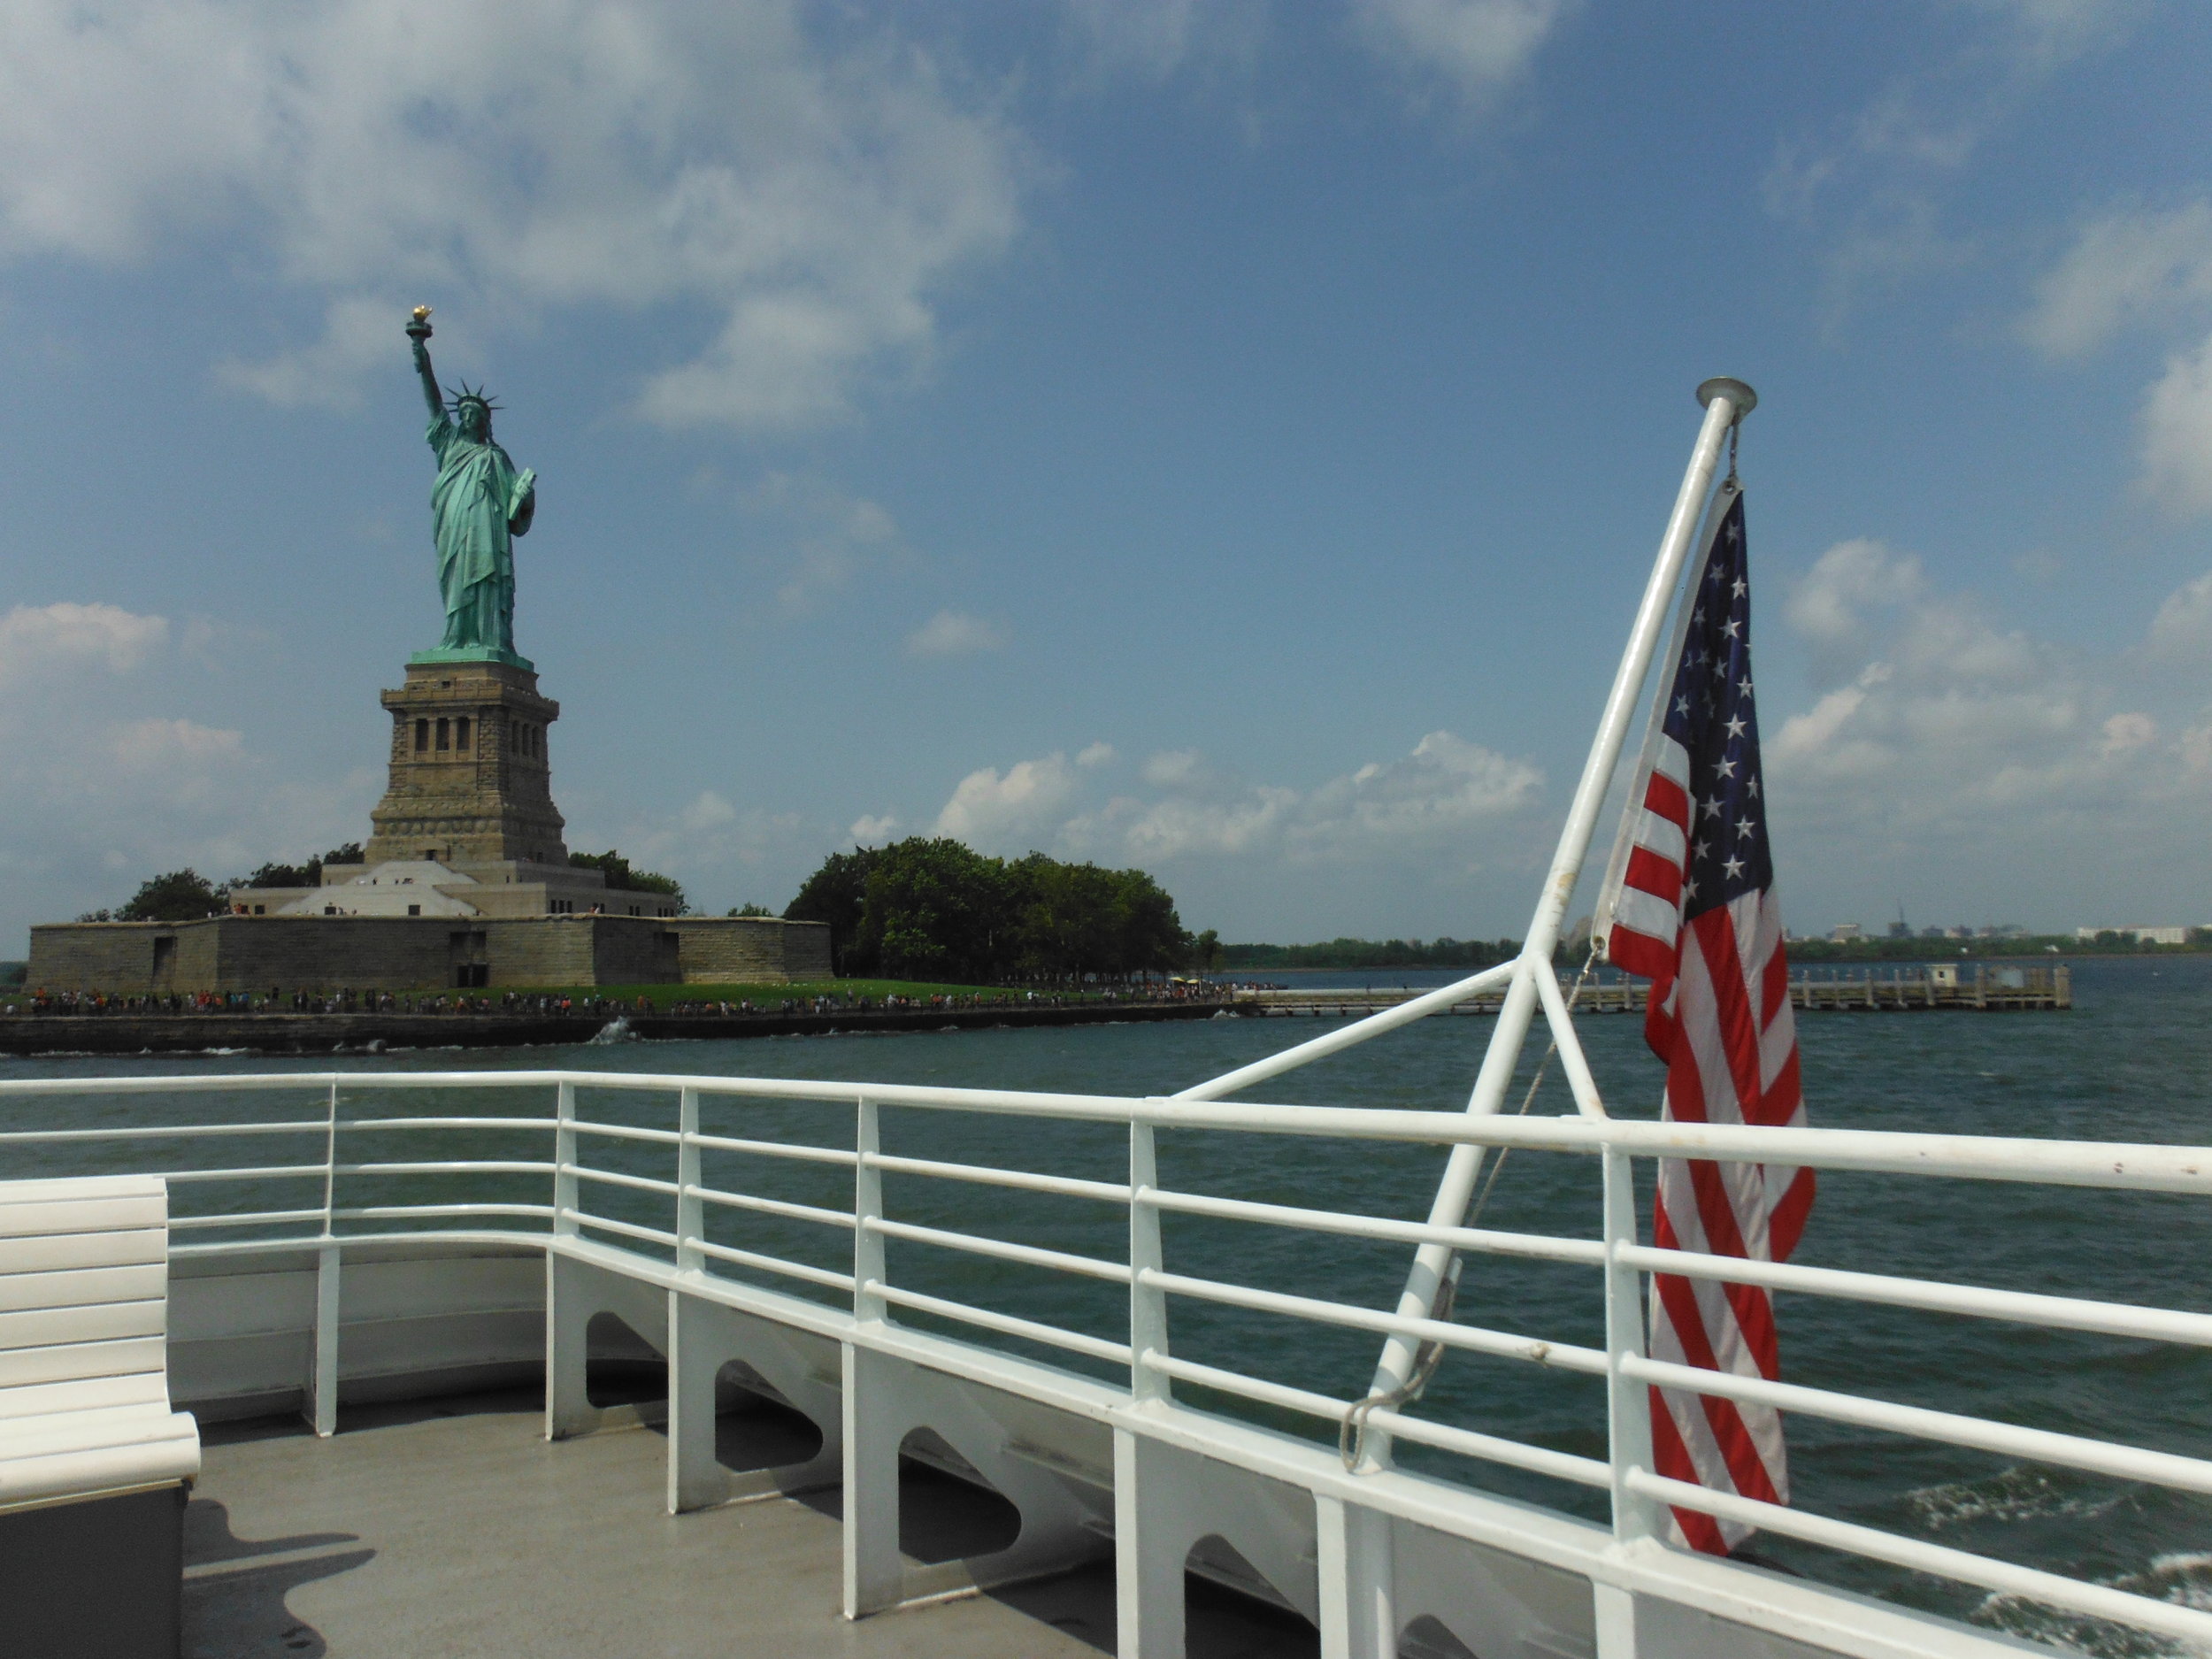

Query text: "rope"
[1339, 939, 1605, 1471]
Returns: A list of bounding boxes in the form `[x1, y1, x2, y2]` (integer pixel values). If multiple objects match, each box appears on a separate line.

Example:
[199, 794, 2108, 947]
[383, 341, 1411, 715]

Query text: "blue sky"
[3, 0, 2210, 950]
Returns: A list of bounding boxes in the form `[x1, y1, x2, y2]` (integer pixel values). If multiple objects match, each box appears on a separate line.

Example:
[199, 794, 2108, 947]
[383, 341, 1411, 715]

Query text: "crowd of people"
[2, 979, 1243, 1018]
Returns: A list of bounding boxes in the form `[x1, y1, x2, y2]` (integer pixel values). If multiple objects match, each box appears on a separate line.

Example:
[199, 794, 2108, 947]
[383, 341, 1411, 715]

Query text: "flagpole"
[1356, 379, 1756, 1456]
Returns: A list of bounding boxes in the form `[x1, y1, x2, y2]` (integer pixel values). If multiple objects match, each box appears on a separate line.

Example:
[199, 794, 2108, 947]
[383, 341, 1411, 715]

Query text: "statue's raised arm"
[406, 306, 446, 428]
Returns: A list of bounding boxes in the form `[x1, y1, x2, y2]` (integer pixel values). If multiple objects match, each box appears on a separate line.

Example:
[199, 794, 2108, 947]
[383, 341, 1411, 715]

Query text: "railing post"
[303, 1078, 341, 1438]
[675, 1086, 702, 1273]
[853, 1094, 886, 1324]
[553, 1079, 578, 1238]
[1602, 1144, 1660, 1545]
[1598, 1142, 1656, 1658]
[1129, 1115, 1168, 1402]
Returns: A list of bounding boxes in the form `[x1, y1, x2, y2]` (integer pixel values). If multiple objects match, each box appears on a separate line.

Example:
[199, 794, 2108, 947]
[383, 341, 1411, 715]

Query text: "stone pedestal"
[366, 660, 570, 869]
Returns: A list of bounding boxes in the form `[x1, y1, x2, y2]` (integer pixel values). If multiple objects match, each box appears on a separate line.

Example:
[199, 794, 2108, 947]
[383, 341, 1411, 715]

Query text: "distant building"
[2075, 926, 2193, 946]
[1828, 923, 1863, 942]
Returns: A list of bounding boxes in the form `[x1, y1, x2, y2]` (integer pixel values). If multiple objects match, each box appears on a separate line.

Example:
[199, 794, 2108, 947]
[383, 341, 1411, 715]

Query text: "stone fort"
[30, 656, 828, 993]
[29, 311, 827, 994]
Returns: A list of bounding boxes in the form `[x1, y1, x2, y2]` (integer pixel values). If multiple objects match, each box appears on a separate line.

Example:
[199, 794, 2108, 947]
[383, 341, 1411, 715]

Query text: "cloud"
[1756, 536, 2212, 924]
[849, 814, 900, 844]
[2139, 333, 2212, 518]
[933, 753, 1081, 848]
[0, 2, 1025, 429]
[2022, 201, 2212, 357]
[2147, 567, 2212, 660]
[0, 602, 169, 687]
[1780, 537, 1937, 695]
[942, 730, 1546, 869]
[732, 474, 909, 614]
[1763, 3, 2138, 325]
[905, 609, 1006, 657]
[1075, 742, 1116, 768]
[1350, 0, 1571, 106]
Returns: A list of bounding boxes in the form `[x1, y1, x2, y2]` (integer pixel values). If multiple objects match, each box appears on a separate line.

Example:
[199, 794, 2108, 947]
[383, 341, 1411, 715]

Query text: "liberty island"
[23, 311, 830, 994]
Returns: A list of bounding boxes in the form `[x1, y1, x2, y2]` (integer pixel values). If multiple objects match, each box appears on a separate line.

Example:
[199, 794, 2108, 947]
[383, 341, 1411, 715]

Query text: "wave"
[1907, 1465, 2127, 1529]
[1974, 1553, 2212, 1657]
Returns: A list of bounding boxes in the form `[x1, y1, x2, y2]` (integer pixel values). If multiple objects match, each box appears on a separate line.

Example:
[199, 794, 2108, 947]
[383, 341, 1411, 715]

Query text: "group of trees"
[567, 850, 686, 913]
[79, 844, 685, 923]
[784, 838, 1191, 983]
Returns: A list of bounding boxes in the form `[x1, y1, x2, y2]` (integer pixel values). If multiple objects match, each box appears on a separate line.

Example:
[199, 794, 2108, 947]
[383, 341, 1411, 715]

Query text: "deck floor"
[182, 1389, 1317, 1658]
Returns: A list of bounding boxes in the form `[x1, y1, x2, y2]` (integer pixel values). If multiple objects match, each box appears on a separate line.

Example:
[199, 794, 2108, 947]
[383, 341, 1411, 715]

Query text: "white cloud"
[0, 2, 1025, 429]
[950, 730, 1545, 871]
[849, 814, 900, 844]
[1351, 0, 1570, 105]
[216, 294, 396, 411]
[1141, 749, 1203, 787]
[2022, 201, 2212, 358]
[906, 609, 1007, 657]
[1760, 540, 2212, 915]
[732, 474, 909, 614]
[2147, 568, 2212, 664]
[2139, 333, 2212, 518]
[1782, 539, 1928, 687]
[933, 752, 1081, 849]
[1075, 742, 1116, 769]
[0, 602, 168, 686]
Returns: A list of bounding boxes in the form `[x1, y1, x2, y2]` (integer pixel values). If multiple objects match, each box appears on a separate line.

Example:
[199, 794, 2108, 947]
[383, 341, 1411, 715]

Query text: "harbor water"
[5, 954, 2208, 1655]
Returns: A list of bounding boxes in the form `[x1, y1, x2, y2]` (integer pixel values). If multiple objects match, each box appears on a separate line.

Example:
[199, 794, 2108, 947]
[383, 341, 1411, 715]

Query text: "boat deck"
[182, 1389, 1315, 1658]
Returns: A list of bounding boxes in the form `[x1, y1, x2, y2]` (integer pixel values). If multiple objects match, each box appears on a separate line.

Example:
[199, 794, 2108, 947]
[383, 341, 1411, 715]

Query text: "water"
[5, 955, 2210, 1654]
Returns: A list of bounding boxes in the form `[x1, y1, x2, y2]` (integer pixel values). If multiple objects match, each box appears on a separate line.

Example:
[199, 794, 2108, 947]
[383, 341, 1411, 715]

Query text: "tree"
[101, 870, 224, 923]
[855, 839, 1010, 982]
[570, 849, 687, 913]
[727, 902, 773, 918]
[784, 847, 881, 974]
[241, 842, 366, 889]
[1189, 929, 1223, 974]
[785, 839, 1192, 984]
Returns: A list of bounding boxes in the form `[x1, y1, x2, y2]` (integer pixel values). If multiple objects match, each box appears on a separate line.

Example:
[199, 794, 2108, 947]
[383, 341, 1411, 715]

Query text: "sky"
[3, 0, 2211, 950]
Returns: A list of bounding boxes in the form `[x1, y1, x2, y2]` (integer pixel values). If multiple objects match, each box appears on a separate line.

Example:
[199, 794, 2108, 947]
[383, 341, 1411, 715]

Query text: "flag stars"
[1722, 856, 1745, 879]
[1735, 817, 1756, 839]
[1716, 757, 1737, 779]
[1732, 577, 1747, 598]
[1724, 715, 1747, 739]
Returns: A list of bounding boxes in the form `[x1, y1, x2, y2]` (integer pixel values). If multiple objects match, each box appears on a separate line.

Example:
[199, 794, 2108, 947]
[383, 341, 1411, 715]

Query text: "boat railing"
[4, 1066, 2208, 1652]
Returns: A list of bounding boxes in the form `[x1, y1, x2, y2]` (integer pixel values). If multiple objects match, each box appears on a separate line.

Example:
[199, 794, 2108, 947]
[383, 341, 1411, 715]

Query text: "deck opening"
[896, 1427, 1021, 1563]
[581, 1312, 665, 1410]
[710, 1362, 823, 1472]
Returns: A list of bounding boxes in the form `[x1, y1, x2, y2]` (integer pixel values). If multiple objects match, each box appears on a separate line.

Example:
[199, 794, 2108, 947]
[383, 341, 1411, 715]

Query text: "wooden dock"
[1240, 964, 2070, 1018]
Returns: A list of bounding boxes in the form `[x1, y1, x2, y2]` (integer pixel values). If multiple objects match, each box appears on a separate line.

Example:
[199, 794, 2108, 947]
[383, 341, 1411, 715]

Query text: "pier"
[1242, 963, 2070, 1017]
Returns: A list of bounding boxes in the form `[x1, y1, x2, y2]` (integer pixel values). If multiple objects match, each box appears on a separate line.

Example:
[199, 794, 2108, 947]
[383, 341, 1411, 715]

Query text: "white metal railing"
[4, 1068, 2211, 1649]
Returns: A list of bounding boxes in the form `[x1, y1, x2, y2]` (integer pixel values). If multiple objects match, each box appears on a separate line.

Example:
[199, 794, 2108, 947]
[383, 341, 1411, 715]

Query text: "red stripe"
[1643, 770, 1689, 825]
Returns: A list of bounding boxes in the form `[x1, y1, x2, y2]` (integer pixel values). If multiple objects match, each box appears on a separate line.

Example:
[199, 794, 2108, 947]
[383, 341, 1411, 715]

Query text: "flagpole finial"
[1697, 378, 1758, 420]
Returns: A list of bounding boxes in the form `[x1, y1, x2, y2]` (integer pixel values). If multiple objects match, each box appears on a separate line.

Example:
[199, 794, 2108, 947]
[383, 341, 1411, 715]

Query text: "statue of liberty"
[404, 308, 536, 666]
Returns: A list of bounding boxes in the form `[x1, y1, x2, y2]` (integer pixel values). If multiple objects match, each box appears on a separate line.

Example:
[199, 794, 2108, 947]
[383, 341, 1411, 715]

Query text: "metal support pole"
[303, 1079, 341, 1437]
[1129, 1119, 1168, 1402]
[853, 1095, 887, 1324]
[1361, 381, 1754, 1451]
[675, 1086, 702, 1273]
[553, 1079, 578, 1238]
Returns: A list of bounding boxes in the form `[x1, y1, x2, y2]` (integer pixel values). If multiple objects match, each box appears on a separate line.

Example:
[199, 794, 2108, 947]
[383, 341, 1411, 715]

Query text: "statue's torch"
[406, 305, 434, 341]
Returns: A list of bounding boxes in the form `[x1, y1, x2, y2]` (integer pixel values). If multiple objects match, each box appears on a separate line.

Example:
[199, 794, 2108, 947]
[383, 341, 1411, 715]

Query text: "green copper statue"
[405, 307, 536, 667]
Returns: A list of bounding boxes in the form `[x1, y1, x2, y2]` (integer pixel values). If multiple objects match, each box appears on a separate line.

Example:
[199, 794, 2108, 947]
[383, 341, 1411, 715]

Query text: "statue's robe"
[426, 415, 534, 652]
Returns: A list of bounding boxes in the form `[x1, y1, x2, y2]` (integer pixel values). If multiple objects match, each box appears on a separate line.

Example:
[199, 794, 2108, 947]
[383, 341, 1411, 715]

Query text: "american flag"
[1604, 488, 1815, 1555]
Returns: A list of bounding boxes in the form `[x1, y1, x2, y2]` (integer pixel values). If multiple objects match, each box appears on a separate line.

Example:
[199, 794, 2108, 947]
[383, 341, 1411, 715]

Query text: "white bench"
[0, 1174, 201, 1659]
[0, 1173, 201, 1510]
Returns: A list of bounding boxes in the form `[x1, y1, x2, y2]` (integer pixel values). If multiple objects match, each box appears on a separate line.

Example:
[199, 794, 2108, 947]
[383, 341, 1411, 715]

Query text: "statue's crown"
[444, 380, 502, 418]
